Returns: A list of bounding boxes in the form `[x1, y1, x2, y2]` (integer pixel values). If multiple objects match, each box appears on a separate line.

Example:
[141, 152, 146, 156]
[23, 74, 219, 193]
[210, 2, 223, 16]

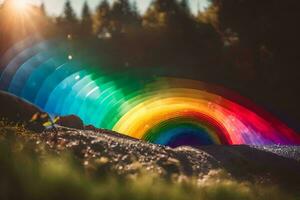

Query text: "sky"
[1, 0, 210, 16]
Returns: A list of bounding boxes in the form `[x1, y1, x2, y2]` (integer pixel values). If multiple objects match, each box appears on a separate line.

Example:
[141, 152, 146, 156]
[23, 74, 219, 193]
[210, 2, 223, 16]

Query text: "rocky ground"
[35, 126, 300, 192]
[1, 91, 300, 196]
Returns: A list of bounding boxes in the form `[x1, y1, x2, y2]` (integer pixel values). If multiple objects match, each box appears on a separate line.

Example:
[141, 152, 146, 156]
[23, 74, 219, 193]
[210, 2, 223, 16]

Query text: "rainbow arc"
[1, 39, 299, 147]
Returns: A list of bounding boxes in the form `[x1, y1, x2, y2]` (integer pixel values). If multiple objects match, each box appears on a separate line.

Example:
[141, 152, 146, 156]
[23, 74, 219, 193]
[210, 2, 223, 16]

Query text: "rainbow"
[1, 38, 299, 147]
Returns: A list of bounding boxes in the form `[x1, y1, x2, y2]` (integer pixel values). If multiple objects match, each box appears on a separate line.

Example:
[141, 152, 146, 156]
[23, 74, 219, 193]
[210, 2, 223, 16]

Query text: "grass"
[0, 122, 299, 200]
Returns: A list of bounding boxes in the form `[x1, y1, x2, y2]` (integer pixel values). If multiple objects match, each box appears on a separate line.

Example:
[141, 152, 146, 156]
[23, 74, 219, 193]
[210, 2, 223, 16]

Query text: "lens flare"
[11, 0, 29, 11]
[1, 39, 299, 147]
[15, 1, 27, 10]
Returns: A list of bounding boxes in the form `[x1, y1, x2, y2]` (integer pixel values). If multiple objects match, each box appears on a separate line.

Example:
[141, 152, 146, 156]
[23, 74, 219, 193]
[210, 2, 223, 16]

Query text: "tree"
[63, 0, 77, 24]
[57, 0, 78, 36]
[143, 0, 192, 29]
[143, 0, 198, 37]
[110, 0, 131, 34]
[40, 2, 46, 16]
[179, 0, 190, 13]
[93, 0, 111, 38]
[110, 0, 141, 35]
[197, 3, 219, 27]
[81, 1, 93, 36]
[130, 0, 140, 26]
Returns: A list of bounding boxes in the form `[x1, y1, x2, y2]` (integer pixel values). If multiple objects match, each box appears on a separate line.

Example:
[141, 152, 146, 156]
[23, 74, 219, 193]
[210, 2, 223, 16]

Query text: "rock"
[41, 127, 218, 178]
[56, 115, 84, 130]
[38, 126, 300, 191]
[197, 145, 300, 189]
[0, 91, 49, 132]
[85, 124, 97, 131]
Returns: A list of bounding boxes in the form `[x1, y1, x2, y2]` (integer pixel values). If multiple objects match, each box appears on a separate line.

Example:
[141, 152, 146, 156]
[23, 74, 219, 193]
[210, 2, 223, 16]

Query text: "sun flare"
[12, 0, 29, 11]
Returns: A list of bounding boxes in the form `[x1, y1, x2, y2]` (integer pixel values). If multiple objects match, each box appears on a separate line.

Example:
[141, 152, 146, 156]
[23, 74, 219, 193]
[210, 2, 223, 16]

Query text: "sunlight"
[11, 0, 29, 11]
